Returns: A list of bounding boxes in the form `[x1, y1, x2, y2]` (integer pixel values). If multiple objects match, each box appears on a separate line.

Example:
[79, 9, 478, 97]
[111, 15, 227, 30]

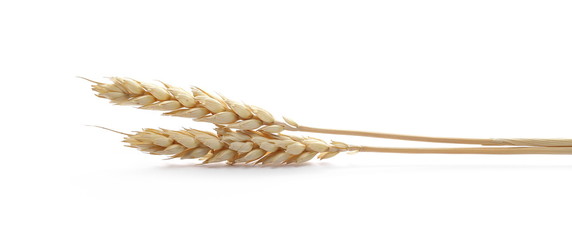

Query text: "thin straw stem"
[295, 125, 495, 145]
[353, 146, 572, 155]
[294, 125, 572, 147]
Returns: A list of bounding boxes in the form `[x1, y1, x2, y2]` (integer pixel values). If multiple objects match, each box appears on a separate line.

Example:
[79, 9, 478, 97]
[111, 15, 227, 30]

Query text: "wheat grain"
[89, 77, 289, 133]
[122, 127, 347, 165]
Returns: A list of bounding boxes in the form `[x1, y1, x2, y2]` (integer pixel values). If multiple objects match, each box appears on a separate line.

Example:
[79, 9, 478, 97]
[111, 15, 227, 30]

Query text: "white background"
[1, 0, 571, 239]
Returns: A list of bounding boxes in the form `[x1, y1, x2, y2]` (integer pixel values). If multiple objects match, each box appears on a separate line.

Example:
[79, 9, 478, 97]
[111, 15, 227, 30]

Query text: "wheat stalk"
[88, 77, 572, 147]
[357, 146, 572, 154]
[292, 126, 572, 147]
[101, 126, 572, 165]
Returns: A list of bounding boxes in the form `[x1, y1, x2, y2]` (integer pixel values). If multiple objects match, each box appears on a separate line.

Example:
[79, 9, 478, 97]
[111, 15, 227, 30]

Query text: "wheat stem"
[354, 146, 572, 155]
[294, 125, 494, 145]
[292, 125, 572, 147]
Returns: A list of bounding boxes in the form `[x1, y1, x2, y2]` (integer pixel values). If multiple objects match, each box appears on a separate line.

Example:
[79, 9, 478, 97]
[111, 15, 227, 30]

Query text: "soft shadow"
[161, 162, 318, 169]
[141, 161, 339, 177]
[142, 156, 572, 177]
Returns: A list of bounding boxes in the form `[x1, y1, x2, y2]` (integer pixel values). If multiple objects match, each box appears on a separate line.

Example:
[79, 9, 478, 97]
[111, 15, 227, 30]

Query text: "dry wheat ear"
[88, 77, 286, 133]
[119, 127, 347, 165]
[88, 77, 572, 148]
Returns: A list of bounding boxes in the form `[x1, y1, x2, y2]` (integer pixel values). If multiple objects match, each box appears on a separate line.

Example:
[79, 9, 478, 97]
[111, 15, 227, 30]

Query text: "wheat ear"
[114, 127, 572, 165]
[89, 77, 285, 133]
[122, 127, 347, 165]
[88, 77, 572, 147]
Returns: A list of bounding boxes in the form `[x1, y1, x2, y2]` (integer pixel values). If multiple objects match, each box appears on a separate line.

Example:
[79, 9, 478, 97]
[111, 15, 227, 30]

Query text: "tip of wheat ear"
[122, 127, 347, 165]
[88, 125, 131, 136]
[90, 77, 297, 133]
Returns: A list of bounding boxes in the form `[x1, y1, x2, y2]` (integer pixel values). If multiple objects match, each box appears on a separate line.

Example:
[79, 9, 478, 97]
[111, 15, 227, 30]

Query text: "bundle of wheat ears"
[87, 77, 572, 165]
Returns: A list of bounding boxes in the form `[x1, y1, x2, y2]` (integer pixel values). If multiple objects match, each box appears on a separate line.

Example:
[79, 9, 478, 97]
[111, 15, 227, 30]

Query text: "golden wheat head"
[123, 127, 348, 165]
[89, 77, 296, 133]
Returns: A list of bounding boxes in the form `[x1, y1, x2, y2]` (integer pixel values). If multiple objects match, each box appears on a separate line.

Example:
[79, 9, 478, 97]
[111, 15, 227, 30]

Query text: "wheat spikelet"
[122, 127, 347, 165]
[89, 77, 293, 133]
